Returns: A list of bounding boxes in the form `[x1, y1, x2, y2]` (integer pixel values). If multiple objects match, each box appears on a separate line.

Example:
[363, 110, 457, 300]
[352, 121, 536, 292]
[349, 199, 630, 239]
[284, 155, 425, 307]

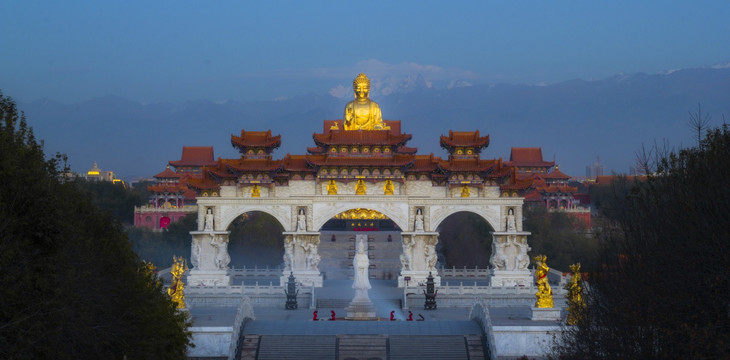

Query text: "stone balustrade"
[438, 265, 490, 278]
[229, 265, 283, 278]
[469, 298, 498, 360]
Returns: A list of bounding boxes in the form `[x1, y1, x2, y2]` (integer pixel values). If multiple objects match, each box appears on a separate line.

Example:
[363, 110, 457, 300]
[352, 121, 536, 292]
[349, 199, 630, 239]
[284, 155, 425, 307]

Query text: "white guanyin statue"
[352, 237, 371, 301]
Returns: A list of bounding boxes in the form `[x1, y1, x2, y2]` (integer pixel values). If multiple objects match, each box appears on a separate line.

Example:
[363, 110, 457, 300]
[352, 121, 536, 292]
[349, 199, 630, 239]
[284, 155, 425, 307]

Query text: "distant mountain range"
[18, 66, 730, 180]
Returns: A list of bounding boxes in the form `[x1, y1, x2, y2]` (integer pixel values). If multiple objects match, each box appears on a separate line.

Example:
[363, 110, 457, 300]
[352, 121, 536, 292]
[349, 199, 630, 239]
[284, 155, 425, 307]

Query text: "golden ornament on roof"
[343, 73, 390, 131]
[334, 208, 388, 220]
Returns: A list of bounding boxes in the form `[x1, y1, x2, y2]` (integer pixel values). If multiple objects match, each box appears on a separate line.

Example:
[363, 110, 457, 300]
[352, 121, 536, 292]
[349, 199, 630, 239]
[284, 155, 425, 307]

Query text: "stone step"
[465, 334, 487, 360]
[236, 335, 259, 360]
[256, 335, 336, 360]
[337, 334, 387, 360]
[389, 335, 470, 360]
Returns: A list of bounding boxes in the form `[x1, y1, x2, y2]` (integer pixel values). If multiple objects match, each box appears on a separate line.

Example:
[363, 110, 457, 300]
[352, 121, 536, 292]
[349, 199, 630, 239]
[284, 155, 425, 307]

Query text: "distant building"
[504, 147, 554, 174]
[508, 148, 591, 229]
[81, 162, 125, 186]
[585, 156, 605, 178]
[133, 146, 215, 230]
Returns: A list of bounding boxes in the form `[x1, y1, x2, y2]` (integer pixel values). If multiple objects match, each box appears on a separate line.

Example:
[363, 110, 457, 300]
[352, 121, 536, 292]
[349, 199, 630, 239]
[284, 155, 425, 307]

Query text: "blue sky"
[2, 1, 729, 103]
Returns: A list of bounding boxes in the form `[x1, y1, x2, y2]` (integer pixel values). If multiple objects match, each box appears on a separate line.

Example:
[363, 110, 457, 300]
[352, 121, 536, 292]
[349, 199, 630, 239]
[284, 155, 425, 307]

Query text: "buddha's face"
[354, 82, 370, 100]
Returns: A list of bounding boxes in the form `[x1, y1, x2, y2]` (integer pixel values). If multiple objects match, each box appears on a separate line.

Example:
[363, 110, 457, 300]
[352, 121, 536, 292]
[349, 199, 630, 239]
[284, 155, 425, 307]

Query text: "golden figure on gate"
[343, 74, 390, 131]
[461, 185, 470, 198]
[327, 179, 338, 195]
[355, 179, 367, 195]
[384, 179, 394, 195]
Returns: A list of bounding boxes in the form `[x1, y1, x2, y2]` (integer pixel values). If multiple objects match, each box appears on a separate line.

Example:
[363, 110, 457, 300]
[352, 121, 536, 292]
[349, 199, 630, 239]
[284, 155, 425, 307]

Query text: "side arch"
[219, 204, 292, 232]
[429, 204, 501, 232]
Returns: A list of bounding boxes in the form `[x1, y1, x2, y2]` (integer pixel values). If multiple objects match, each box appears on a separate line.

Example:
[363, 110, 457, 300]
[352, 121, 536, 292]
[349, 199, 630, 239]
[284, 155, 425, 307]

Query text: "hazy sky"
[2, 1, 729, 103]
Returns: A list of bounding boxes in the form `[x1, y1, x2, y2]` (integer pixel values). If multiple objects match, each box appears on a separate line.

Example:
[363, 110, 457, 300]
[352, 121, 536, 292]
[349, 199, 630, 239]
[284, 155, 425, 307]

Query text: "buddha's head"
[353, 73, 371, 101]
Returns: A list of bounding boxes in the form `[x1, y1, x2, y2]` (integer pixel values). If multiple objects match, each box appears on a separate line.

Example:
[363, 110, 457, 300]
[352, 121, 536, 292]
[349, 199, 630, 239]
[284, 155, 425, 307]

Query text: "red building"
[134, 146, 216, 229]
[507, 147, 591, 229]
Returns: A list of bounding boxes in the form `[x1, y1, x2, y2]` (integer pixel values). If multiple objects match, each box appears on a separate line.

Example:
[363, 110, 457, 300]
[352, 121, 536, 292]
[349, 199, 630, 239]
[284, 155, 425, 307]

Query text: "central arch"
[312, 201, 409, 232]
[318, 208, 402, 281]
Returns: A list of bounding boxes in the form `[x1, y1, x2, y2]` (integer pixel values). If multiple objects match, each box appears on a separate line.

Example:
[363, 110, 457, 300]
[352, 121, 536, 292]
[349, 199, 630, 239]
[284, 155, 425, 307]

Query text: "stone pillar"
[398, 232, 441, 287]
[489, 231, 533, 287]
[280, 232, 323, 287]
[187, 231, 232, 286]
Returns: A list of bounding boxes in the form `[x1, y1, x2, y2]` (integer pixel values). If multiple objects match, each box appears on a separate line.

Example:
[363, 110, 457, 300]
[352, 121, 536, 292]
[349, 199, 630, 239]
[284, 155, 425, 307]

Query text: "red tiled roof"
[440, 130, 490, 149]
[169, 146, 217, 167]
[504, 147, 555, 167]
[283, 154, 315, 172]
[183, 189, 198, 200]
[153, 166, 181, 179]
[306, 154, 415, 167]
[312, 130, 412, 147]
[147, 183, 187, 193]
[524, 191, 543, 201]
[307, 146, 326, 154]
[542, 167, 571, 180]
[538, 185, 578, 193]
[187, 169, 220, 191]
[225, 158, 283, 172]
[408, 154, 441, 172]
[438, 158, 498, 172]
[231, 130, 282, 149]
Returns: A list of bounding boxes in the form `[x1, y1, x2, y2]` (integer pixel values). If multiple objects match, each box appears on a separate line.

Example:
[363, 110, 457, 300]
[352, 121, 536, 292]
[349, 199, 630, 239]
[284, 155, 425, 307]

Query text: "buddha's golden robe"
[343, 100, 389, 130]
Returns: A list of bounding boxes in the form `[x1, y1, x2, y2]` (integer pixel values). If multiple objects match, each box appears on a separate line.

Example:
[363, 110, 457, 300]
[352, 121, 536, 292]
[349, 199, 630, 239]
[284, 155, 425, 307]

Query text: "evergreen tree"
[552, 125, 730, 359]
[0, 92, 191, 359]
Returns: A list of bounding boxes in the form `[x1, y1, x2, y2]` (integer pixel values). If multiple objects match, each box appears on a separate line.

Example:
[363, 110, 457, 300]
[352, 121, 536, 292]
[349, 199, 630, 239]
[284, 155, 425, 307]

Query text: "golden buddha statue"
[327, 180, 338, 195]
[461, 185, 470, 198]
[383, 180, 394, 195]
[343, 73, 390, 131]
[355, 179, 367, 195]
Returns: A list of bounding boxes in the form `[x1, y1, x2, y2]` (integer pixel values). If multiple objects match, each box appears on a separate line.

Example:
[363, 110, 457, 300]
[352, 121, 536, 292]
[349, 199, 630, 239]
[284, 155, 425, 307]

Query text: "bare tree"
[688, 103, 711, 148]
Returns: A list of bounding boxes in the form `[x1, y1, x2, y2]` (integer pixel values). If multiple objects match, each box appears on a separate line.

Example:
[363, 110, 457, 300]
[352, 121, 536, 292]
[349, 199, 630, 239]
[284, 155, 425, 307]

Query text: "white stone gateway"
[187, 194, 528, 288]
[184, 94, 533, 289]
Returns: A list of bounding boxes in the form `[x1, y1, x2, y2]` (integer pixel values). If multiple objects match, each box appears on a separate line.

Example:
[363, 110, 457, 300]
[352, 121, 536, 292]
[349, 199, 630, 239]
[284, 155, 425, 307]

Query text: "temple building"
[506, 147, 591, 228]
[133, 147, 216, 229]
[169, 74, 539, 288]
[81, 162, 124, 185]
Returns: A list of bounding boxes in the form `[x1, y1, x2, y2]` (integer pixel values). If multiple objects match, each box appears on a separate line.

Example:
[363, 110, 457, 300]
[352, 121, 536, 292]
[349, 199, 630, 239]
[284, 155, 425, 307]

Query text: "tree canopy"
[552, 124, 730, 359]
[0, 92, 191, 359]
